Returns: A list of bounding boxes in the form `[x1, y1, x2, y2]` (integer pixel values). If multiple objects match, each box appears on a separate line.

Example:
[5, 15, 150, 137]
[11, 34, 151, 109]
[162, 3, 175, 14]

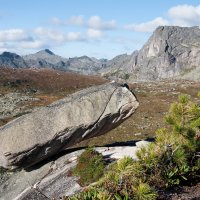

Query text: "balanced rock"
[0, 83, 139, 169]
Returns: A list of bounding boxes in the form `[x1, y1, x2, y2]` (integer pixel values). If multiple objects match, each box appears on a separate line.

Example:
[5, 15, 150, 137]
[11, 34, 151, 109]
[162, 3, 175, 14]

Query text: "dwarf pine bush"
[135, 94, 200, 188]
[67, 94, 200, 199]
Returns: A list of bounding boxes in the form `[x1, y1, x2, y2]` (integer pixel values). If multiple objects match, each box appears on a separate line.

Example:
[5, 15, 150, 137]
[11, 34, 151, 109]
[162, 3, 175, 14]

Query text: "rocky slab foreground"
[0, 83, 139, 169]
[0, 141, 150, 200]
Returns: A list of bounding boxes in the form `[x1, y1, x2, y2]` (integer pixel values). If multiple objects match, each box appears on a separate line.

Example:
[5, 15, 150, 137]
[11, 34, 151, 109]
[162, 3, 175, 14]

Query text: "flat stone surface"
[14, 187, 49, 200]
[0, 141, 151, 200]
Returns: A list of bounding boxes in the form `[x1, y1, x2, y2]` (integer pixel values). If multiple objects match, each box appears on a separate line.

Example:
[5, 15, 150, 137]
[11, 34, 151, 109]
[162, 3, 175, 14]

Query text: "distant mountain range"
[0, 49, 108, 75]
[0, 26, 200, 81]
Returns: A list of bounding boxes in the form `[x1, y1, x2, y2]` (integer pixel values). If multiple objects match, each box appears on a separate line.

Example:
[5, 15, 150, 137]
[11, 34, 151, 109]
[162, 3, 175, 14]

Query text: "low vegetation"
[0, 68, 107, 96]
[0, 68, 107, 127]
[72, 147, 105, 186]
[0, 167, 6, 176]
[67, 94, 200, 199]
[0, 167, 7, 184]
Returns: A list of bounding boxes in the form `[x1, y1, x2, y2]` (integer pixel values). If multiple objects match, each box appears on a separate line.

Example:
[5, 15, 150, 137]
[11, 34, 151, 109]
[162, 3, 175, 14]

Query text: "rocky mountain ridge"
[103, 26, 200, 81]
[0, 52, 28, 68]
[0, 49, 107, 74]
[0, 26, 199, 80]
[132, 26, 200, 81]
[23, 49, 69, 71]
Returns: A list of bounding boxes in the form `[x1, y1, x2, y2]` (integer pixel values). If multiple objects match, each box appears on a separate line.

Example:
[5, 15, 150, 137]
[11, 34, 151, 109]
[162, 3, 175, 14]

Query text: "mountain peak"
[37, 49, 55, 55]
[44, 49, 54, 55]
[1, 51, 20, 58]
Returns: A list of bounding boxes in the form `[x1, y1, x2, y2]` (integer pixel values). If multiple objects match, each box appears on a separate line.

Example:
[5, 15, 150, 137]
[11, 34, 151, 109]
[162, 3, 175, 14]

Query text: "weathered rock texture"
[0, 141, 150, 200]
[0, 52, 27, 68]
[0, 149, 83, 200]
[132, 26, 200, 81]
[23, 49, 69, 71]
[0, 83, 139, 169]
[23, 50, 107, 74]
[0, 49, 107, 74]
[101, 26, 200, 81]
[0, 93, 39, 119]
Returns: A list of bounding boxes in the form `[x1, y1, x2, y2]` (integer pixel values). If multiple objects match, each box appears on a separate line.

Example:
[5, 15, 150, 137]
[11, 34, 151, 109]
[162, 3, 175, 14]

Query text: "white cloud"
[51, 17, 62, 25]
[88, 16, 116, 30]
[124, 17, 169, 32]
[87, 29, 103, 39]
[52, 15, 84, 26]
[66, 32, 82, 41]
[68, 15, 84, 26]
[168, 4, 200, 26]
[0, 27, 86, 53]
[0, 42, 5, 48]
[0, 29, 30, 42]
[35, 27, 84, 43]
[0, 42, 8, 52]
[124, 4, 200, 33]
[52, 15, 116, 31]
[35, 27, 65, 42]
[19, 40, 46, 49]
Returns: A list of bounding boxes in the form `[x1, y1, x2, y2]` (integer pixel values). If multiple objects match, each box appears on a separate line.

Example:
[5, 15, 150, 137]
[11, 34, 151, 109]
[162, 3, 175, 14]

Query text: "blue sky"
[0, 0, 199, 58]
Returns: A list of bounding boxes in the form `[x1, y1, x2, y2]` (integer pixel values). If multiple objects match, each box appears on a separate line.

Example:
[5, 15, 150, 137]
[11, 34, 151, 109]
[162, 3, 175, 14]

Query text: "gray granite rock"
[102, 26, 200, 81]
[0, 142, 151, 200]
[0, 93, 39, 119]
[0, 149, 84, 200]
[0, 52, 27, 68]
[132, 26, 200, 81]
[0, 83, 139, 169]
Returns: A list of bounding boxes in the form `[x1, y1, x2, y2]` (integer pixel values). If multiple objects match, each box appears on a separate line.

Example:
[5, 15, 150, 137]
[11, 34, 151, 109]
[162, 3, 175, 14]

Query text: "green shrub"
[135, 94, 200, 188]
[123, 73, 130, 80]
[68, 93, 200, 199]
[0, 167, 6, 176]
[132, 181, 157, 200]
[73, 147, 105, 186]
[66, 187, 112, 200]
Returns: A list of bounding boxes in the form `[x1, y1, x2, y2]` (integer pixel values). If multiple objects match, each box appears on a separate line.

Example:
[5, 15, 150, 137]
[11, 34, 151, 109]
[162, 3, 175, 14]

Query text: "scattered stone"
[134, 132, 142, 136]
[0, 93, 39, 119]
[135, 140, 150, 148]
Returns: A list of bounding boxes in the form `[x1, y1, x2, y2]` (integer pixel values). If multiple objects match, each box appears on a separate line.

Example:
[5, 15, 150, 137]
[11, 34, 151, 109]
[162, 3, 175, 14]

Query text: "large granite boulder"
[0, 83, 139, 169]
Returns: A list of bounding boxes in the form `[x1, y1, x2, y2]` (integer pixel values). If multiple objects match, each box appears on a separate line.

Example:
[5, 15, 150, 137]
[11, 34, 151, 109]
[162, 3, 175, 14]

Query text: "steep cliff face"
[130, 26, 200, 81]
[101, 26, 200, 81]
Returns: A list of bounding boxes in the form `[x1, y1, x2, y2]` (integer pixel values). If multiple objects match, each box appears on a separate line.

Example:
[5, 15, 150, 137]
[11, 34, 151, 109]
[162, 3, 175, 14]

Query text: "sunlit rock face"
[0, 83, 139, 169]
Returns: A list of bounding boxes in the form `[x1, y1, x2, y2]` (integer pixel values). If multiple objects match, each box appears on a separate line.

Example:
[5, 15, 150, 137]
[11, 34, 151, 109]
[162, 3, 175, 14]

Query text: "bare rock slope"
[0, 83, 139, 169]
[0, 52, 27, 68]
[132, 26, 200, 81]
[23, 49, 69, 70]
[102, 26, 200, 81]
[0, 141, 149, 200]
